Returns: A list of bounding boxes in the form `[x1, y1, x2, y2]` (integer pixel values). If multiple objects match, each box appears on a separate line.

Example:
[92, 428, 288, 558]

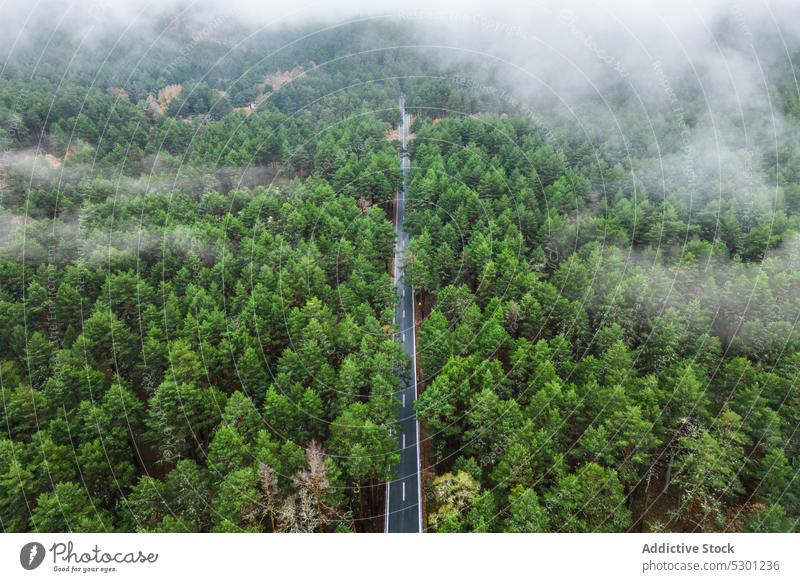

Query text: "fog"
[4, 1, 797, 157]
[4, 0, 798, 126]
[3, 0, 800, 214]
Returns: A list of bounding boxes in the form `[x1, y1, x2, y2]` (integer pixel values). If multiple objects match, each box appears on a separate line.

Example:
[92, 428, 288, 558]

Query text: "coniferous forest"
[1, 2, 800, 534]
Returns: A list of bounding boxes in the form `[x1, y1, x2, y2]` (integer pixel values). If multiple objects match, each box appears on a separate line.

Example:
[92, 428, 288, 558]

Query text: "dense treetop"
[2, 13, 800, 533]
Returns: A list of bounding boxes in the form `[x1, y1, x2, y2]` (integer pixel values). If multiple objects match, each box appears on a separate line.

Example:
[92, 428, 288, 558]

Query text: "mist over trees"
[1, 1, 800, 532]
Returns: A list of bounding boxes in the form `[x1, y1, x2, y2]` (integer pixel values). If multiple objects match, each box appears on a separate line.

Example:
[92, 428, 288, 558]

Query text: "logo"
[20, 542, 46, 570]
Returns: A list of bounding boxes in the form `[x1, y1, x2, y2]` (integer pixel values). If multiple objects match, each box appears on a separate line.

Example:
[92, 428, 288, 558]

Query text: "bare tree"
[276, 492, 320, 533]
[261, 442, 341, 532]
[277, 495, 300, 533]
[293, 440, 337, 531]
[297, 490, 321, 532]
[259, 462, 280, 532]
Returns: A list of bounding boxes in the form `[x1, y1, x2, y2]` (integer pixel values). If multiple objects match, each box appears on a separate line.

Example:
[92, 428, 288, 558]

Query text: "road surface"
[385, 95, 423, 533]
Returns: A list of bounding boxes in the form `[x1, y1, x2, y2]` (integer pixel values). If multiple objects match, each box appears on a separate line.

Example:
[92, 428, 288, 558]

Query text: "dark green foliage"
[409, 111, 800, 533]
[1, 158, 401, 532]
[2, 12, 800, 536]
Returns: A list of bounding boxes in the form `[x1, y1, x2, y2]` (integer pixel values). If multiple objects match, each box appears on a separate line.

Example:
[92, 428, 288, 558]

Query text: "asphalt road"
[385, 95, 423, 533]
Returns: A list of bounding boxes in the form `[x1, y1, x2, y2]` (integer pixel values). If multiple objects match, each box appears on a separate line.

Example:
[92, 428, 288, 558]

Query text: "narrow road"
[385, 95, 423, 533]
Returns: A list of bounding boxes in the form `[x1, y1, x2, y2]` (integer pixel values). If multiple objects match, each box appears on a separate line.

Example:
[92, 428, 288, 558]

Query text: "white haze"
[2, 0, 800, 259]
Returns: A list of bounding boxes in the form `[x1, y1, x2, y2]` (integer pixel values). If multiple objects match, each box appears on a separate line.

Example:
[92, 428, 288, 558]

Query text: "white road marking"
[388, 96, 424, 533]
[385, 483, 390, 533]
[403, 308, 406, 318]
[402, 433, 406, 449]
